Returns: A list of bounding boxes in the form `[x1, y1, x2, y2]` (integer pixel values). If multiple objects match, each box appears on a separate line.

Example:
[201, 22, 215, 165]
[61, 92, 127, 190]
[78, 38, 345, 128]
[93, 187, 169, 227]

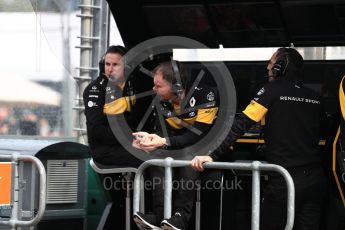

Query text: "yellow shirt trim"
[165, 107, 218, 129]
[340, 76, 345, 120]
[242, 100, 268, 122]
[104, 97, 128, 115]
[195, 108, 218, 124]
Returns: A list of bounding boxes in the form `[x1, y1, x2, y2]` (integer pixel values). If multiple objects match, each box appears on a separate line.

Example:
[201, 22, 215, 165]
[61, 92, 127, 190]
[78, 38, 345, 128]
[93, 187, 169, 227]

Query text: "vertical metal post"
[164, 158, 173, 219]
[251, 161, 261, 230]
[195, 186, 201, 230]
[218, 173, 224, 230]
[10, 154, 19, 230]
[61, 9, 73, 137]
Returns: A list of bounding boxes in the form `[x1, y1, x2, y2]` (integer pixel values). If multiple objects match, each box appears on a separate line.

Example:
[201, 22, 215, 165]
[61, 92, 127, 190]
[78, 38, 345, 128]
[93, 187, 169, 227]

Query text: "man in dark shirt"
[83, 46, 164, 228]
[192, 48, 327, 230]
[83, 45, 142, 167]
[133, 61, 218, 230]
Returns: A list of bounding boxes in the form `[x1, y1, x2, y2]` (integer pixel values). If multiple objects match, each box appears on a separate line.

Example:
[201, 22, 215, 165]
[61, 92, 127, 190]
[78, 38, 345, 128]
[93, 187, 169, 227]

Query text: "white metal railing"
[133, 157, 295, 230]
[0, 153, 46, 230]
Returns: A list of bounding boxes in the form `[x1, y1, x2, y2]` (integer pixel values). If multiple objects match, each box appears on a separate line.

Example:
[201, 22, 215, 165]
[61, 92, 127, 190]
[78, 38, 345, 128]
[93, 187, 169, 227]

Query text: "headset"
[171, 60, 185, 98]
[272, 53, 289, 78]
[272, 47, 304, 80]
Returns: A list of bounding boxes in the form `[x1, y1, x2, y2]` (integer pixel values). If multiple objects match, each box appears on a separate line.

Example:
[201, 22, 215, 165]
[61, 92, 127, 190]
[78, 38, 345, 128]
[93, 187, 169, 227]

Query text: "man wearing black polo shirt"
[192, 48, 327, 230]
[83, 46, 164, 229]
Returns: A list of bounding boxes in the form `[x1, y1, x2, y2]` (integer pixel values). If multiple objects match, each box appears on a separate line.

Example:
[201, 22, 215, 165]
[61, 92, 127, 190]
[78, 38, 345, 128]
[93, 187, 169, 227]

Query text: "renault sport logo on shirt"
[279, 96, 320, 104]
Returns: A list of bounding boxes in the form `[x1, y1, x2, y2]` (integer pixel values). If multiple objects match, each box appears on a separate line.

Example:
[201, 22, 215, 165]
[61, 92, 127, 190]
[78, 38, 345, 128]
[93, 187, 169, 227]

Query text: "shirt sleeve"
[168, 121, 212, 149]
[209, 84, 273, 160]
[209, 113, 257, 160]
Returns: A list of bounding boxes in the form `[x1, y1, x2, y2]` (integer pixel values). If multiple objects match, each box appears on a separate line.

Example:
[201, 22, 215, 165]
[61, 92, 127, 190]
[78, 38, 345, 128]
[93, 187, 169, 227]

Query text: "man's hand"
[132, 132, 149, 142]
[139, 134, 166, 148]
[132, 132, 152, 152]
[191, 155, 214, 172]
[132, 138, 142, 149]
[132, 132, 163, 153]
[132, 132, 148, 149]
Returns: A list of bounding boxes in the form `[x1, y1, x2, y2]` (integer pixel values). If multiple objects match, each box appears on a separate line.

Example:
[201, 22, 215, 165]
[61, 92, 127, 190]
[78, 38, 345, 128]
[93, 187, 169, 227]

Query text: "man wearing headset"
[191, 48, 327, 230]
[83, 45, 164, 228]
[83, 45, 143, 166]
[132, 61, 219, 230]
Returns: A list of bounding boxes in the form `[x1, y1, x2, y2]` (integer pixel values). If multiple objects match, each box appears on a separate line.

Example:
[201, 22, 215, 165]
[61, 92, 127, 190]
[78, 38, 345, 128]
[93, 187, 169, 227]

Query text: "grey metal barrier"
[133, 157, 295, 230]
[0, 153, 46, 229]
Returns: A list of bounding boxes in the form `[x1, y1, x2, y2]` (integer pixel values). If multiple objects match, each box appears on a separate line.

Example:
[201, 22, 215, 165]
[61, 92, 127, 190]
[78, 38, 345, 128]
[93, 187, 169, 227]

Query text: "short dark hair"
[105, 45, 128, 56]
[276, 47, 304, 81]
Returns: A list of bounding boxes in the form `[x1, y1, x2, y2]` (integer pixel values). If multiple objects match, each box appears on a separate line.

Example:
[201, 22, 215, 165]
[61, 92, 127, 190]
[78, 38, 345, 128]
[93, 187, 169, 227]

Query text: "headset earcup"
[171, 60, 184, 96]
[272, 59, 286, 78]
[99, 56, 105, 75]
[171, 82, 182, 95]
[272, 61, 282, 78]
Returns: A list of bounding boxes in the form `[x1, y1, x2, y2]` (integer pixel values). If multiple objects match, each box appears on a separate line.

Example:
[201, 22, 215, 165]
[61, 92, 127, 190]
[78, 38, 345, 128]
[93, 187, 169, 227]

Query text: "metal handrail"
[0, 153, 46, 229]
[133, 158, 295, 230]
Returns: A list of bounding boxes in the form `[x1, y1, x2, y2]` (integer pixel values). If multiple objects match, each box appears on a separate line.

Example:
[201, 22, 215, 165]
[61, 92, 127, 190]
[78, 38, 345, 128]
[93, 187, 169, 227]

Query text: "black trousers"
[261, 165, 327, 230]
[171, 166, 199, 225]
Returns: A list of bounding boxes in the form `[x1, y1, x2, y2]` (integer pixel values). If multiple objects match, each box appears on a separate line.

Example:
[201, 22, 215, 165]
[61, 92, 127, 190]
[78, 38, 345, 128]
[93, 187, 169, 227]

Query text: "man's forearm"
[210, 113, 257, 160]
